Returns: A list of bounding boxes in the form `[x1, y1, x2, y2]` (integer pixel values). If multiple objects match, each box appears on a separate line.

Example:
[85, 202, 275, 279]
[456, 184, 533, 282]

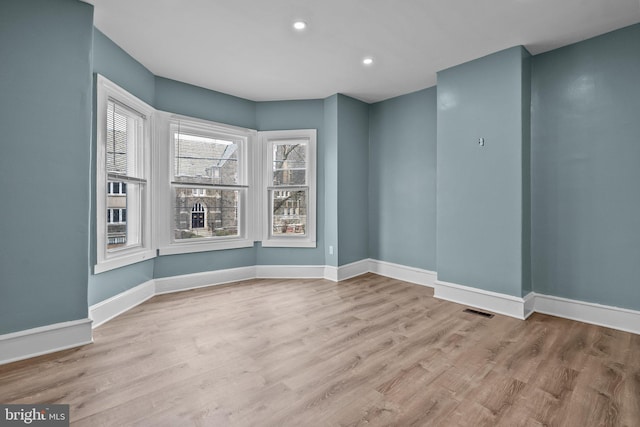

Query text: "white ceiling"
[85, 0, 640, 103]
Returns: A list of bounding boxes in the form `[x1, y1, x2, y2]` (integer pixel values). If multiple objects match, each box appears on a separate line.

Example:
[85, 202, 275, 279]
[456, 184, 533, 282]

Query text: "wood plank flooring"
[1, 273, 639, 426]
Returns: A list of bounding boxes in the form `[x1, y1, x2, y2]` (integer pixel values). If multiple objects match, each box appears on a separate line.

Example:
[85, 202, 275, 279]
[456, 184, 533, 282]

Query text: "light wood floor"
[1, 274, 639, 426]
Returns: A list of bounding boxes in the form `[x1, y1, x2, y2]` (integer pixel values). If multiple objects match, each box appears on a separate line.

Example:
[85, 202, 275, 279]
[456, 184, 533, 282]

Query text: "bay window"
[95, 75, 317, 272]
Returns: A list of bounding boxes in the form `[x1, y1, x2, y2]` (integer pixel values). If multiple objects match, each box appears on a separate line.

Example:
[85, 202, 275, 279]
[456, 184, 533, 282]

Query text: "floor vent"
[463, 308, 494, 318]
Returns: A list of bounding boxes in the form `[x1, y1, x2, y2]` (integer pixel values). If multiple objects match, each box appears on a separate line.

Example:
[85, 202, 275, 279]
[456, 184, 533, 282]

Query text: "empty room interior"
[1, 0, 640, 425]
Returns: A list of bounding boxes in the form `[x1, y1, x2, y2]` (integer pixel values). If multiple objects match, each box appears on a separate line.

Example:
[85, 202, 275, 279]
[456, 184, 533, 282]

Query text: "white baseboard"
[154, 266, 256, 295]
[337, 259, 371, 281]
[324, 265, 338, 282]
[89, 280, 155, 328]
[256, 264, 326, 279]
[369, 259, 436, 287]
[524, 292, 536, 319]
[0, 318, 93, 365]
[534, 293, 640, 335]
[434, 279, 534, 320]
[325, 259, 371, 282]
[98, 260, 640, 336]
[8, 260, 638, 366]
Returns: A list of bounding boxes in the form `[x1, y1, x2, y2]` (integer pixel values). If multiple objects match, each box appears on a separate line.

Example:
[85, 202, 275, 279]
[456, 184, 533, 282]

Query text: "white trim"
[337, 259, 370, 281]
[154, 266, 256, 295]
[92, 264, 640, 334]
[524, 292, 536, 319]
[158, 239, 255, 256]
[260, 239, 317, 248]
[9, 262, 640, 366]
[324, 265, 339, 282]
[93, 249, 156, 274]
[0, 319, 93, 365]
[89, 280, 155, 328]
[534, 293, 640, 335]
[434, 279, 533, 320]
[163, 111, 256, 135]
[256, 264, 326, 279]
[369, 259, 437, 287]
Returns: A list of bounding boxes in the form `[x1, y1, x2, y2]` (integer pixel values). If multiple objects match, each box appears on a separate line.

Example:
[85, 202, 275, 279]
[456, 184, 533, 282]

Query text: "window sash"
[170, 121, 246, 186]
[106, 99, 145, 179]
[269, 187, 308, 238]
[271, 141, 308, 187]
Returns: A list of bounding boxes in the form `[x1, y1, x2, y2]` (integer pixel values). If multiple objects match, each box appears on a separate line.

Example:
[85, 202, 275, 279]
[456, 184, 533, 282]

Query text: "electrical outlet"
[329, 245, 334, 255]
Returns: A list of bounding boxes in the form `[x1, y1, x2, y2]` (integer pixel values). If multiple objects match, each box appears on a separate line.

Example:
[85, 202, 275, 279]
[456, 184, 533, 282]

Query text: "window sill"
[94, 249, 156, 274]
[261, 240, 316, 248]
[158, 239, 255, 255]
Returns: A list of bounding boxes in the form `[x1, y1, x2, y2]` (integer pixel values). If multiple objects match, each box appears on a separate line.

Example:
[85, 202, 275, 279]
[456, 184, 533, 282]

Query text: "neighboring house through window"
[191, 202, 205, 229]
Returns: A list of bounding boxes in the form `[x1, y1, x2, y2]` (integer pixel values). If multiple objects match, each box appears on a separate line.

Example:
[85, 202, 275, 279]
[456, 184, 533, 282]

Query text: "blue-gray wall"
[0, 0, 94, 334]
[256, 100, 327, 266]
[437, 46, 529, 297]
[154, 77, 256, 129]
[323, 95, 340, 267]
[531, 23, 640, 310]
[337, 95, 370, 266]
[89, 261, 155, 305]
[153, 249, 257, 279]
[369, 88, 437, 271]
[321, 94, 370, 267]
[92, 29, 155, 106]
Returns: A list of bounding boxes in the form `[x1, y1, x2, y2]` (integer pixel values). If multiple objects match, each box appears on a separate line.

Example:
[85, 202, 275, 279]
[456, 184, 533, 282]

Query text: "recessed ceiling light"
[293, 21, 307, 31]
[363, 57, 374, 66]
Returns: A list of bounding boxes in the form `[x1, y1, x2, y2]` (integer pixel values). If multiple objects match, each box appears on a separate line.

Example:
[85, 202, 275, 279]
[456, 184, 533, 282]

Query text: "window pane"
[273, 143, 306, 186]
[173, 187, 239, 240]
[106, 100, 144, 177]
[107, 182, 142, 251]
[271, 190, 307, 236]
[174, 132, 239, 185]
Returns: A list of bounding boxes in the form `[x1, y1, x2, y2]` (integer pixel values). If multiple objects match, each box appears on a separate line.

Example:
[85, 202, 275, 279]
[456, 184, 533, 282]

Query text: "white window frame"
[260, 129, 317, 248]
[95, 75, 155, 273]
[155, 113, 257, 255]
